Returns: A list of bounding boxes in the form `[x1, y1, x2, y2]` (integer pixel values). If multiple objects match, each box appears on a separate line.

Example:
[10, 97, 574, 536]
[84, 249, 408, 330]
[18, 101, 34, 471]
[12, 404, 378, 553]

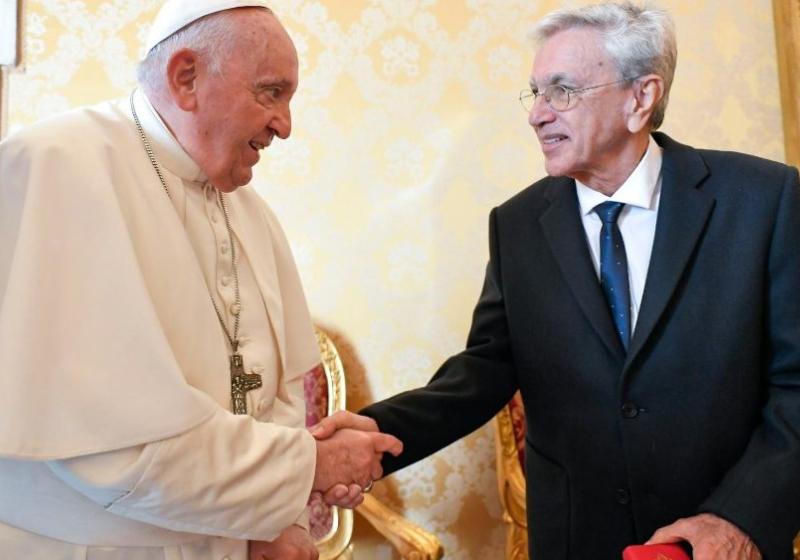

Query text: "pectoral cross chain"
[130, 99, 261, 416]
[229, 348, 262, 415]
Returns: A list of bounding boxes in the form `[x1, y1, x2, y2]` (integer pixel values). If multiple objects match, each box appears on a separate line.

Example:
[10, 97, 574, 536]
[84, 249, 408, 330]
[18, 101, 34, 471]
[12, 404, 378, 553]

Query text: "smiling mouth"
[542, 136, 568, 145]
[249, 140, 267, 151]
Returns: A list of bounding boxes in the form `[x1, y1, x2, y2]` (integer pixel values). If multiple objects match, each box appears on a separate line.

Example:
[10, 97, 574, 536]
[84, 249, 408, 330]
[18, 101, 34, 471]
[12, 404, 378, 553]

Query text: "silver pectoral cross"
[229, 351, 262, 415]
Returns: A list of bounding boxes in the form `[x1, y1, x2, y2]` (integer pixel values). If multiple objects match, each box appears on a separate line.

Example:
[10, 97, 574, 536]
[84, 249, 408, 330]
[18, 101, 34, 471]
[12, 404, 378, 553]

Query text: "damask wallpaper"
[5, 1, 785, 558]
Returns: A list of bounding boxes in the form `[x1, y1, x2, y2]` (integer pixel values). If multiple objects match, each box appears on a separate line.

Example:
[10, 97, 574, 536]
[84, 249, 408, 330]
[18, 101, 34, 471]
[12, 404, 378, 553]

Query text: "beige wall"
[6, 1, 784, 557]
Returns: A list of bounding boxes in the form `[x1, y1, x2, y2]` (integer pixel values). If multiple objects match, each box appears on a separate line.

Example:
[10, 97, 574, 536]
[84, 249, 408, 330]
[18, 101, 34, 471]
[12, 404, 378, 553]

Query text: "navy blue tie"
[595, 202, 631, 351]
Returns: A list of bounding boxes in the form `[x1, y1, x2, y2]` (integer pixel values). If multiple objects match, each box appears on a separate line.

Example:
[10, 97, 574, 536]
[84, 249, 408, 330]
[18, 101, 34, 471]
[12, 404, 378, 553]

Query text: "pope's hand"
[312, 426, 402, 494]
[317, 483, 365, 509]
[249, 525, 318, 560]
[646, 513, 761, 560]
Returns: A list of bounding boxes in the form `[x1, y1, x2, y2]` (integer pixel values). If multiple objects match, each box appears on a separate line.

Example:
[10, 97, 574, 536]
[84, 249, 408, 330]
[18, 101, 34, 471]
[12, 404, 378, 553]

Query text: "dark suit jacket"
[361, 133, 800, 559]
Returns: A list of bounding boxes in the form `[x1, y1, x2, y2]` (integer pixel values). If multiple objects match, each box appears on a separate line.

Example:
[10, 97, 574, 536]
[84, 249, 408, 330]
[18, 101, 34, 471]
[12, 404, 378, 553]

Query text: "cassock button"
[621, 402, 639, 419]
[221, 276, 231, 287]
[230, 303, 241, 316]
[211, 213, 219, 223]
[617, 488, 631, 505]
[221, 243, 229, 255]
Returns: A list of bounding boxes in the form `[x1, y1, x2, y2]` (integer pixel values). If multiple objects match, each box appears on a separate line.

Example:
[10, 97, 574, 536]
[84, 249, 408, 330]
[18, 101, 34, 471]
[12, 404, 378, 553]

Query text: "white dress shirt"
[575, 135, 663, 332]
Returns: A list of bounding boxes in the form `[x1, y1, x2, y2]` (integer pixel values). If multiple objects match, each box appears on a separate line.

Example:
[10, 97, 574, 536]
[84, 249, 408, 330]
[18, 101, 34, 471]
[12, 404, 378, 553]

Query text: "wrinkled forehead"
[231, 8, 288, 48]
[229, 9, 298, 75]
[531, 28, 613, 87]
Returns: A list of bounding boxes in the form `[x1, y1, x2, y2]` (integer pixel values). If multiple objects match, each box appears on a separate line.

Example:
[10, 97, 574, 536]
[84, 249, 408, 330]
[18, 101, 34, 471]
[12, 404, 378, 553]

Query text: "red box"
[622, 543, 691, 560]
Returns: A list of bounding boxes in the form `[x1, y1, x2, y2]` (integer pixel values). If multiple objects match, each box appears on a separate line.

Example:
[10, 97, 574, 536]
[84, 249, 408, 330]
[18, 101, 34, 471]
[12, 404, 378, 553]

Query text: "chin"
[213, 175, 251, 193]
[544, 161, 565, 178]
[231, 170, 254, 190]
[543, 158, 579, 179]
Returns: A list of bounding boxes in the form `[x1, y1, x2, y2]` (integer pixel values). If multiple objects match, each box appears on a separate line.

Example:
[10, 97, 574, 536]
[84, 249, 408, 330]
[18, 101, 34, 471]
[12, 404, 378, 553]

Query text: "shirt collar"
[131, 88, 207, 184]
[576, 134, 663, 216]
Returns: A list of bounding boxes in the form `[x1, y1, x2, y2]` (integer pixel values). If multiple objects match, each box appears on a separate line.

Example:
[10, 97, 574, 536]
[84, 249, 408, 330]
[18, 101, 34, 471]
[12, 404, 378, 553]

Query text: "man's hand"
[309, 410, 380, 440]
[249, 525, 318, 560]
[647, 513, 762, 560]
[313, 427, 402, 493]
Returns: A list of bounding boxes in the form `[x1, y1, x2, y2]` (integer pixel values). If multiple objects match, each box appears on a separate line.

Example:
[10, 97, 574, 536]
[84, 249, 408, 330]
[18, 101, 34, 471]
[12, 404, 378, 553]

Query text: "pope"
[0, 1, 401, 559]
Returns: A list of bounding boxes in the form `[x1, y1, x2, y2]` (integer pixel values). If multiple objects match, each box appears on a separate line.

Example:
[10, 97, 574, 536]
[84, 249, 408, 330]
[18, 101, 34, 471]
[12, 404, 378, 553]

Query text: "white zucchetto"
[145, 0, 272, 54]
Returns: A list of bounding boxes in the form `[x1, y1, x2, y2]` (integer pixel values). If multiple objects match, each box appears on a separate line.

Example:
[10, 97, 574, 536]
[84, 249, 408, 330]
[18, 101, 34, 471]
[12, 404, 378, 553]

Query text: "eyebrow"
[530, 72, 570, 89]
[255, 78, 295, 91]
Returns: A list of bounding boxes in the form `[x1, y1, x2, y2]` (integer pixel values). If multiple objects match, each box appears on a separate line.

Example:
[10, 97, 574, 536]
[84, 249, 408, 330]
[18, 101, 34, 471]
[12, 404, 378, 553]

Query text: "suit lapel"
[625, 133, 715, 368]
[540, 177, 627, 360]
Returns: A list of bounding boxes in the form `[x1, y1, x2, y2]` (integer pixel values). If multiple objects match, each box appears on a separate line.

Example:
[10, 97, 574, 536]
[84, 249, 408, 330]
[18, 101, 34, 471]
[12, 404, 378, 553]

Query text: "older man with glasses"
[315, 2, 800, 559]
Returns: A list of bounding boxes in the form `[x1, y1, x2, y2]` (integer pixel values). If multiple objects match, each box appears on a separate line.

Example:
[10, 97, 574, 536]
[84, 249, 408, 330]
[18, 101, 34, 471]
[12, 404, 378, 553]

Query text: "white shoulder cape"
[0, 99, 319, 459]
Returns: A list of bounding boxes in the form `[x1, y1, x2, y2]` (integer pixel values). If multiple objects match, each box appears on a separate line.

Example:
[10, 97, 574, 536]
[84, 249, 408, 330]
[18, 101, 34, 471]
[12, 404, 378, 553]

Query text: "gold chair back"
[310, 326, 444, 560]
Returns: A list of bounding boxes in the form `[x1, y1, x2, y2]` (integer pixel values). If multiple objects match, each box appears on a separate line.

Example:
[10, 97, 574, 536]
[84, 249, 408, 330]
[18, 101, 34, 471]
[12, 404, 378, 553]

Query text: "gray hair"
[137, 7, 273, 97]
[530, 1, 676, 130]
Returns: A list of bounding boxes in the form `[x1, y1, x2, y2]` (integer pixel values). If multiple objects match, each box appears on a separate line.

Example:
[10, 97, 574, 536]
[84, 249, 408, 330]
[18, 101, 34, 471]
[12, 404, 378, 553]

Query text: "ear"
[165, 48, 201, 111]
[626, 74, 664, 133]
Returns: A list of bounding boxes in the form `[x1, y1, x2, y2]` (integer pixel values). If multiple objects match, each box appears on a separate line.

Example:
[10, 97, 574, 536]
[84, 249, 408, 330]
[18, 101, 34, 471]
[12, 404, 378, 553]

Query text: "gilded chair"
[493, 391, 528, 560]
[795, 533, 799, 560]
[306, 326, 444, 560]
[494, 394, 800, 560]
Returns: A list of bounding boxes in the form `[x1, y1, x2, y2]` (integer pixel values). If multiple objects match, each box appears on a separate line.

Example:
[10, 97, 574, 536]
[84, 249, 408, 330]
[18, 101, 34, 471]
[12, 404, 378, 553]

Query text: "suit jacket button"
[617, 488, 631, 505]
[621, 401, 639, 418]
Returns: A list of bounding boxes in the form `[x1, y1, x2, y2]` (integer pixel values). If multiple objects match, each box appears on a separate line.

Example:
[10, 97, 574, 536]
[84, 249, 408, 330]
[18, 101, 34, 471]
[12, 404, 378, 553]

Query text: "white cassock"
[0, 89, 321, 559]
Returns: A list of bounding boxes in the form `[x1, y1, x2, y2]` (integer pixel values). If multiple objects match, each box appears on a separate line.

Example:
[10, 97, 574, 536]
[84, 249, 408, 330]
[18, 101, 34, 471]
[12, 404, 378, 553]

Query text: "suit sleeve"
[361, 208, 519, 475]
[699, 165, 800, 559]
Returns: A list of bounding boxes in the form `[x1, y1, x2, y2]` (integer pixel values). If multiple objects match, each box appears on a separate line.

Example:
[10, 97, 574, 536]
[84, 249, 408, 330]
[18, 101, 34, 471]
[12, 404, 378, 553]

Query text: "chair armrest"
[356, 494, 444, 560]
[493, 405, 527, 529]
[794, 532, 799, 560]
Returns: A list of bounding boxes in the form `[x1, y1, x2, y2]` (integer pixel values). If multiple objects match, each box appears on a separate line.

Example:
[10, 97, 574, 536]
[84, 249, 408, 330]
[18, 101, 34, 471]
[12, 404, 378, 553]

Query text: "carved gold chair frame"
[314, 327, 444, 560]
[493, 395, 528, 560]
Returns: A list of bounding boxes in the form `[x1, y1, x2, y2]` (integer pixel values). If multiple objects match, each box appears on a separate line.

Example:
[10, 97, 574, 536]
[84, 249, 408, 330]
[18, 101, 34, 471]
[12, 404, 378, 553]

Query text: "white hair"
[137, 8, 273, 97]
[530, 1, 677, 130]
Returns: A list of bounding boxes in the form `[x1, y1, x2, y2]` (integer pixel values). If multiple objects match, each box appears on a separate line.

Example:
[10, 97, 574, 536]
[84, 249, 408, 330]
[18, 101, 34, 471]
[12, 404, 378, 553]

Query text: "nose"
[270, 103, 292, 140]
[528, 94, 555, 129]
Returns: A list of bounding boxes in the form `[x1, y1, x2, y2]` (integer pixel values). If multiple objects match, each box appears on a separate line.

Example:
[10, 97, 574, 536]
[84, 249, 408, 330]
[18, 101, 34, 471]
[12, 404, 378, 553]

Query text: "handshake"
[309, 411, 403, 509]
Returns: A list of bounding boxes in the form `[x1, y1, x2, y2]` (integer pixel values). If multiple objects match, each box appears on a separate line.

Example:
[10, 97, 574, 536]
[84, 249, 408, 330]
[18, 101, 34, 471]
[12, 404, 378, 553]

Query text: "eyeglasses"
[519, 78, 633, 112]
